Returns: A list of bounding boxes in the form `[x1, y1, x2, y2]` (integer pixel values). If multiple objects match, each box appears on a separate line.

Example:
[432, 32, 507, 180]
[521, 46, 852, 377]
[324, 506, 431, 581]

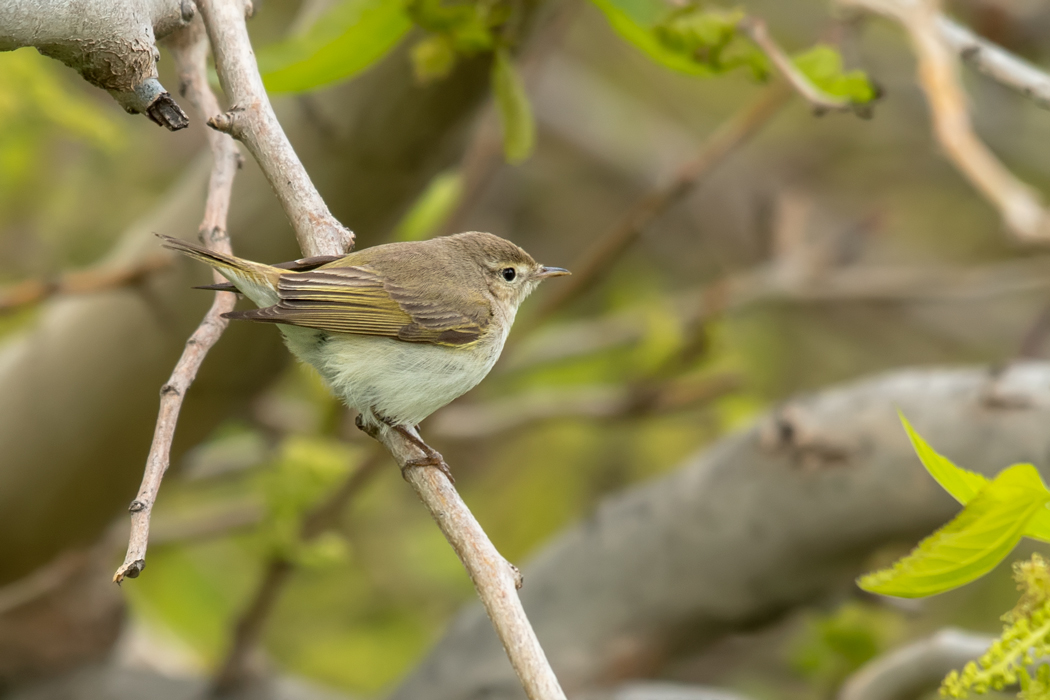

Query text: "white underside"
[280, 325, 509, 427]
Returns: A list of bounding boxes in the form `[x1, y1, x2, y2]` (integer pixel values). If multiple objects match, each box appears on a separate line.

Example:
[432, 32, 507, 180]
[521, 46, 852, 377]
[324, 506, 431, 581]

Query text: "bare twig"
[194, 0, 352, 258]
[527, 81, 791, 328]
[838, 0, 1050, 241]
[739, 17, 859, 115]
[211, 451, 383, 693]
[359, 421, 566, 700]
[937, 15, 1050, 110]
[114, 18, 242, 584]
[838, 628, 994, 700]
[0, 255, 170, 315]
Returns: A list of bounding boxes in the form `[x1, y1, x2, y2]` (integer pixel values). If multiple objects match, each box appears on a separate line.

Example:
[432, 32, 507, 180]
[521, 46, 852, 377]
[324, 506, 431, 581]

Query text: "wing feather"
[224, 267, 488, 346]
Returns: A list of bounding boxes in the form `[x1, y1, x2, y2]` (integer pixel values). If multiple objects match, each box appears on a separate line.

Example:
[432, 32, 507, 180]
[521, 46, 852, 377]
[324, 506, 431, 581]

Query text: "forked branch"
[193, 0, 353, 258]
[837, 0, 1050, 241]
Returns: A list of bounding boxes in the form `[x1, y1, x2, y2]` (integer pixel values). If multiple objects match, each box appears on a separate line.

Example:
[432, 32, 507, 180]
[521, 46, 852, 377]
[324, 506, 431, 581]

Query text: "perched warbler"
[160, 232, 569, 475]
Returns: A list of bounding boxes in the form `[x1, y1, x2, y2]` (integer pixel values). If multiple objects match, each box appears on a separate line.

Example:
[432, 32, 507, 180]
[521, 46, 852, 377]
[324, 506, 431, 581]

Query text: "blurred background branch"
[0, 255, 170, 315]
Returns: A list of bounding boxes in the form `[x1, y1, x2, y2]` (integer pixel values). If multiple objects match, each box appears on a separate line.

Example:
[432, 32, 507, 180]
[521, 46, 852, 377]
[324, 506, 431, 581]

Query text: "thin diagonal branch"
[194, 0, 353, 258]
[211, 450, 384, 694]
[527, 81, 791, 328]
[358, 421, 566, 700]
[114, 17, 243, 584]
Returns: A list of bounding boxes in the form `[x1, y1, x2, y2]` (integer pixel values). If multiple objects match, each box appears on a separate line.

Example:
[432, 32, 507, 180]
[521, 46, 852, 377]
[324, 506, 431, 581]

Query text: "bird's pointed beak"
[536, 266, 571, 279]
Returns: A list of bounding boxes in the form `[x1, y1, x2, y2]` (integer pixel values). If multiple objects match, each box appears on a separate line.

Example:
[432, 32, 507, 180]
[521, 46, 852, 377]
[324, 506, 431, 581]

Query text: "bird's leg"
[357, 412, 454, 483]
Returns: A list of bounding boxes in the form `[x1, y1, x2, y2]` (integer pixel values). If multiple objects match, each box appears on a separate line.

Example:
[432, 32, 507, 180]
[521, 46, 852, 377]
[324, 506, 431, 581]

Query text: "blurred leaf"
[899, 412, 1050, 544]
[392, 169, 463, 240]
[258, 0, 411, 94]
[590, 0, 718, 76]
[791, 602, 903, 690]
[792, 45, 877, 103]
[0, 49, 123, 199]
[124, 543, 256, 664]
[589, 0, 768, 78]
[259, 436, 354, 559]
[654, 5, 768, 79]
[407, 0, 504, 53]
[411, 34, 458, 83]
[491, 49, 535, 164]
[295, 531, 351, 570]
[858, 463, 1050, 598]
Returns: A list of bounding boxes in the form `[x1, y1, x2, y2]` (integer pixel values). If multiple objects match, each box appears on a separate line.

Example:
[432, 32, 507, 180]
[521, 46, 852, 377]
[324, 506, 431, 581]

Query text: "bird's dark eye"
[501, 267, 517, 282]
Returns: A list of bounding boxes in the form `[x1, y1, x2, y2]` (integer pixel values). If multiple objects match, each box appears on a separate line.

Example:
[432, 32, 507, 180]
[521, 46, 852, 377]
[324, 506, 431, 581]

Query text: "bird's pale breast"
[280, 324, 509, 427]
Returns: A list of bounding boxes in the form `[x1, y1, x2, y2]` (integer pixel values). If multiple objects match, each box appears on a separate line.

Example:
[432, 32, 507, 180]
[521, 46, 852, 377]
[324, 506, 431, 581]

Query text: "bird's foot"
[393, 425, 454, 484]
[359, 411, 454, 484]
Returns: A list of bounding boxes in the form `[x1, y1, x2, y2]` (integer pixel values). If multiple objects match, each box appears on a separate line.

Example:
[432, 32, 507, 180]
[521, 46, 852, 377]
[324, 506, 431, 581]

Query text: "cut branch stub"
[0, 0, 193, 130]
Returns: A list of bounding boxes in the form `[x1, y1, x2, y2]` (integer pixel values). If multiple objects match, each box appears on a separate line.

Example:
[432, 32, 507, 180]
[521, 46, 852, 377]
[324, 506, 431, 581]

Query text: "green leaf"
[392, 170, 462, 241]
[258, 0, 412, 94]
[898, 412, 1050, 543]
[792, 45, 877, 103]
[588, 0, 719, 76]
[899, 412, 987, 504]
[491, 49, 535, 164]
[858, 463, 1050, 598]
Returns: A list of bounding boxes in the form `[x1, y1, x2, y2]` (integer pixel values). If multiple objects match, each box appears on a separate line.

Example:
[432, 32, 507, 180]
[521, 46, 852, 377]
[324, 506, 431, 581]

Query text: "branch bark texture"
[390, 362, 1050, 700]
[0, 0, 192, 128]
[367, 424, 566, 700]
[195, 0, 353, 258]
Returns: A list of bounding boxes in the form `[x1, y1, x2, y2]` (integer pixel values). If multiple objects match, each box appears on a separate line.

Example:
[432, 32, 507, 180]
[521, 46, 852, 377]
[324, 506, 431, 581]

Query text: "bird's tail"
[158, 234, 282, 307]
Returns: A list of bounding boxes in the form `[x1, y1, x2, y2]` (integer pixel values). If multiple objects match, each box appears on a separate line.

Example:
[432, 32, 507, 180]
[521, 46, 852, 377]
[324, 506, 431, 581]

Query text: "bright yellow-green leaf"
[491, 49, 535, 164]
[899, 412, 1050, 543]
[899, 412, 988, 504]
[792, 45, 877, 104]
[1026, 509, 1050, 543]
[391, 169, 462, 241]
[858, 463, 1050, 598]
[259, 0, 411, 94]
[588, 0, 717, 77]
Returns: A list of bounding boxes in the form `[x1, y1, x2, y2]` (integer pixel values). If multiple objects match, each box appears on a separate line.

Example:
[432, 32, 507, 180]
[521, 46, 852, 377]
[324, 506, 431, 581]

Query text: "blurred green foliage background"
[5, 0, 1050, 697]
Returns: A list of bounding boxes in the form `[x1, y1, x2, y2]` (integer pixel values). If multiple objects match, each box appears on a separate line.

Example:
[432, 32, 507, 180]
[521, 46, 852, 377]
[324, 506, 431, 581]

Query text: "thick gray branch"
[0, 0, 193, 129]
[390, 362, 1050, 700]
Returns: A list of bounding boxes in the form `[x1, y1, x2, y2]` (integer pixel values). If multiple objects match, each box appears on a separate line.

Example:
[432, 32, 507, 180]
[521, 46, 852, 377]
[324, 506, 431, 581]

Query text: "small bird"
[160, 232, 569, 477]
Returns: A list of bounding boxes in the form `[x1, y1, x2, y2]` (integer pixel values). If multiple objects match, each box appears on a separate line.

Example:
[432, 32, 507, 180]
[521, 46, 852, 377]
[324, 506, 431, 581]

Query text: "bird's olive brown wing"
[224, 267, 489, 346]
